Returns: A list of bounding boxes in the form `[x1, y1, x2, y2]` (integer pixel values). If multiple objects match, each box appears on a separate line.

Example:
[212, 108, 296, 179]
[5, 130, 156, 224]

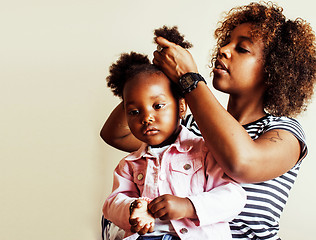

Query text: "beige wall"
[1, 0, 315, 239]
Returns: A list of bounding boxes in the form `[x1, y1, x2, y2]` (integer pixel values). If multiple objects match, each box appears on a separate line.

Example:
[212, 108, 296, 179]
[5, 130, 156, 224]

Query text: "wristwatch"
[179, 72, 206, 94]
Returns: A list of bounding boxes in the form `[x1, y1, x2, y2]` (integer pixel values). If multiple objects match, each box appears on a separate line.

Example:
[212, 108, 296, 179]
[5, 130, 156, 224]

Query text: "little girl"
[102, 29, 246, 240]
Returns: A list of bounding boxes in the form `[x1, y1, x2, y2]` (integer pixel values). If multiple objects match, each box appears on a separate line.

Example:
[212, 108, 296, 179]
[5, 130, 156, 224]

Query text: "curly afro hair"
[106, 52, 156, 99]
[107, 26, 193, 99]
[154, 25, 193, 49]
[213, 1, 316, 117]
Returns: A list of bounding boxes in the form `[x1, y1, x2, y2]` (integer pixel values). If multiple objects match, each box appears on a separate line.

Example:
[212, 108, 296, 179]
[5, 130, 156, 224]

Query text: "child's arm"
[100, 102, 142, 152]
[103, 160, 141, 230]
[186, 152, 246, 226]
[149, 152, 246, 225]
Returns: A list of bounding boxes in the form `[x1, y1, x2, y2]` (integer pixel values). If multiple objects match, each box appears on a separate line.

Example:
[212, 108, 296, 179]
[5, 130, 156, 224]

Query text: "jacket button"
[137, 173, 144, 181]
[179, 228, 188, 234]
[159, 174, 166, 181]
[183, 164, 191, 170]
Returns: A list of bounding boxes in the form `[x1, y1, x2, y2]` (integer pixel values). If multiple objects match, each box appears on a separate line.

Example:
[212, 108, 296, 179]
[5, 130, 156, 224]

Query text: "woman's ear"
[179, 98, 187, 119]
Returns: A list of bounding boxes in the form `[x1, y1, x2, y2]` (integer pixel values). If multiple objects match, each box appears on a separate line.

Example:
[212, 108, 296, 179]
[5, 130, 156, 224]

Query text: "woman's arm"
[100, 102, 142, 152]
[185, 84, 300, 183]
[153, 37, 301, 183]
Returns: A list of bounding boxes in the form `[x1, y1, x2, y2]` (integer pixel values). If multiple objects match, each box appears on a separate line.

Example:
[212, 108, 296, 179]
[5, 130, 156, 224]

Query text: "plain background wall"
[1, 0, 315, 239]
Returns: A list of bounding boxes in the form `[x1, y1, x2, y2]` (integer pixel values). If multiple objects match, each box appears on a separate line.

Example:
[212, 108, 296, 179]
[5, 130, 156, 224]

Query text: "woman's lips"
[214, 59, 229, 73]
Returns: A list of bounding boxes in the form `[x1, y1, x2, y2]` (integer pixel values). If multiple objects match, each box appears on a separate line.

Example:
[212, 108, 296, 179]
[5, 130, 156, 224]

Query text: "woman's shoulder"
[249, 114, 308, 163]
[262, 115, 306, 140]
[243, 114, 305, 137]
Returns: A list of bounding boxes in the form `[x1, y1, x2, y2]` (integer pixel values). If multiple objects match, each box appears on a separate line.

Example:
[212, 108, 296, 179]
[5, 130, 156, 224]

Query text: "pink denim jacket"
[103, 126, 246, 240]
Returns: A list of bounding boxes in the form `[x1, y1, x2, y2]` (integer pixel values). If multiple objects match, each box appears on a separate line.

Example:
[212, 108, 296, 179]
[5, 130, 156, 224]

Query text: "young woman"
[102, 2, 316, 239]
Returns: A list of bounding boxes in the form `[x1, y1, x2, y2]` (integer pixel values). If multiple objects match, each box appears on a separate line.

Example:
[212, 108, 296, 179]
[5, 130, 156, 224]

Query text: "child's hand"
[148, 194, 197, 220]
[129, 199, 155, 235]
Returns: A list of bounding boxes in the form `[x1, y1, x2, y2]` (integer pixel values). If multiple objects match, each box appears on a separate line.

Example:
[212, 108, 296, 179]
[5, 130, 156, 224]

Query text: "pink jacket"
[103, 126, 246, 240]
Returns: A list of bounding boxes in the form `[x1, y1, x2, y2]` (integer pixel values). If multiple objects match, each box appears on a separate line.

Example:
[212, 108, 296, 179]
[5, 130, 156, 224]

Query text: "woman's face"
[123, 72, 181, 147]
[213, 23, 266, 98]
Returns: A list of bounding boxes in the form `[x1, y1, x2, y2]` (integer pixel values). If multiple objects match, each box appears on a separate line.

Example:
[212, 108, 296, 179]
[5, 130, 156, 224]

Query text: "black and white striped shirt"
[182, 114, 308, 240]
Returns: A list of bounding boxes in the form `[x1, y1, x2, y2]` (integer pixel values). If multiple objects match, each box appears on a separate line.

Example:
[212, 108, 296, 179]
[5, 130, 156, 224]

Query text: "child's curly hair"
[213, 1, 316, 117]
[107, 26, 192, 99]
[154, 25, 193, 49]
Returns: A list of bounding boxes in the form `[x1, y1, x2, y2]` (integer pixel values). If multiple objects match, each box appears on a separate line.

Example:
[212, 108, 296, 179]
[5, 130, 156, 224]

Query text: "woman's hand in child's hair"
[148, 194, 197, 220]
[153, 37, 198, 83]
[129, 199, 155, 235]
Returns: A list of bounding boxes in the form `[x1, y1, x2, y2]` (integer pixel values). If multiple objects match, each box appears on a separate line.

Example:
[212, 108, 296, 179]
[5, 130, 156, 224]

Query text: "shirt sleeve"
[181, 114, 202, 137]
[263, 116, 308, 162]
[187, 152, 246, 226]
[102, 159, 139, 231]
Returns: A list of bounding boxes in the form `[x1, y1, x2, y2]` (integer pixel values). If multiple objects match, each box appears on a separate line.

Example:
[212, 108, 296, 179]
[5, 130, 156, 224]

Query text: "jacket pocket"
[169, 158, 204, 195]
[170, 158, 202, 175]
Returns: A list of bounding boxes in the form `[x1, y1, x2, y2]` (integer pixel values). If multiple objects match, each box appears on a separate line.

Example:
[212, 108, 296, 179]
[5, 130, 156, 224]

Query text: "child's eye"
[128, 110, 139, 116]
[154, 104, 165, 110]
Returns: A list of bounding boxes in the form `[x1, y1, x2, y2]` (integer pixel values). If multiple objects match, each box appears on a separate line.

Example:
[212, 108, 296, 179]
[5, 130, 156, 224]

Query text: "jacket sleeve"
[187, 151, 246, 226]
[103, 159, 139, 231]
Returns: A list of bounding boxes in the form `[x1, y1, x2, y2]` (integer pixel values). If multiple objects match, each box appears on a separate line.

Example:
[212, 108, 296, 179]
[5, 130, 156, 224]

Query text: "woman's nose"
[219, 44, 231, 59]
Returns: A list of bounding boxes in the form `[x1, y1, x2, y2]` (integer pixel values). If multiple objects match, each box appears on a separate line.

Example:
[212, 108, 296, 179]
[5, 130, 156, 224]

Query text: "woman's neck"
[227, 95, 266, 125]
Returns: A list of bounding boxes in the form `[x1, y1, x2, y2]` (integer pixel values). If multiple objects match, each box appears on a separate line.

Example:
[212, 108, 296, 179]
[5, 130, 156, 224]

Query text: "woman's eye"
[236, 46, 249, 53]
[154, 104, 165, 110]
[128, 110, 139, 116]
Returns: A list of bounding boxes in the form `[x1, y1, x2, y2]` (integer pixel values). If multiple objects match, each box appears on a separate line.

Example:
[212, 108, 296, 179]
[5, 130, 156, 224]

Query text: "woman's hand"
[153, 37, 198, 83]
[148, 194, 197, 220]
[129, 199, 155, 235]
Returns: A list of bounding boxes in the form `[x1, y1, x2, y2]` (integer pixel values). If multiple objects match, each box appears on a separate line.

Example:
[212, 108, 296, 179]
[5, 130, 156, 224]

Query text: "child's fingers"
[130, 220, 143, 233]
[153, 207, 168, 219]
[148, 222, 155, 233]
[138, 223, 153, 235]
[130, 199, 146, 217]
[148, 196, 162, 209]
[134, 199, 143, 208]
[129, 216, 139, 226]
[148, 196, 165, 215]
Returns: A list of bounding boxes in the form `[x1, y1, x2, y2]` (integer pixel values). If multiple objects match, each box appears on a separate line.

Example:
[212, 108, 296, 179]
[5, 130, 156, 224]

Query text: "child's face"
[213, 23, 266, 98]
[123, 72, 181, 147]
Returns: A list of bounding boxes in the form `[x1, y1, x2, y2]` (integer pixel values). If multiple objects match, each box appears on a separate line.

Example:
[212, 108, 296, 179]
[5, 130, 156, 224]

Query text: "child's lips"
[143, 127, 159, 135]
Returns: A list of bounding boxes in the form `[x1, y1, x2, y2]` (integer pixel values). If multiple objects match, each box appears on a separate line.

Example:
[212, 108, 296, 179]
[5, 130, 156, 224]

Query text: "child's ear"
[179, 98, 187, 119]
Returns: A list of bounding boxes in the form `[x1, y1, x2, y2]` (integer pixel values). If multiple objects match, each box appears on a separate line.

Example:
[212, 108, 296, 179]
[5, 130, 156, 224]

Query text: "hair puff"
[107, 25, 192, 99]
[154, 25, 193, 49]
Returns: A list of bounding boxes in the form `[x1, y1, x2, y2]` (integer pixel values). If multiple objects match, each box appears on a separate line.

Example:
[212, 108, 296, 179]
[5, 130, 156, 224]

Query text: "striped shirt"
[182, 114, 308, 240]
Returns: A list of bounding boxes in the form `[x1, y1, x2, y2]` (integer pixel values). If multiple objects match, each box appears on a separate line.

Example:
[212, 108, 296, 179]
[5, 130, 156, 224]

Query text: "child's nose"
[141, 113, 154, 125]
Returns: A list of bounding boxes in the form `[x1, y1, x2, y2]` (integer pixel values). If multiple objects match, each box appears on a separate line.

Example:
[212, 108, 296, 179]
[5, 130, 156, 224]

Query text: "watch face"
[179, 73, 205, 94]
[181, 75, 194, 89]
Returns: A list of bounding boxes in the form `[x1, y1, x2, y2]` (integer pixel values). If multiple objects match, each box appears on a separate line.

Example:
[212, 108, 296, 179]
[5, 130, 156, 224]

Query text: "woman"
[101, 2, 316, 239]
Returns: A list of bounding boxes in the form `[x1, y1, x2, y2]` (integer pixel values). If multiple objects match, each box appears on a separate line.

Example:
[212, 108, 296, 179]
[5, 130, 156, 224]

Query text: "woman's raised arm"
[153, 37, 301, 183]
[100, 102, 142, 152]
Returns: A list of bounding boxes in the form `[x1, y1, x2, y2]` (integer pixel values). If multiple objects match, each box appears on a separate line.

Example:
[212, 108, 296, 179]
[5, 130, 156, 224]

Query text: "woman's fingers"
[155, 36, 174, 48]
